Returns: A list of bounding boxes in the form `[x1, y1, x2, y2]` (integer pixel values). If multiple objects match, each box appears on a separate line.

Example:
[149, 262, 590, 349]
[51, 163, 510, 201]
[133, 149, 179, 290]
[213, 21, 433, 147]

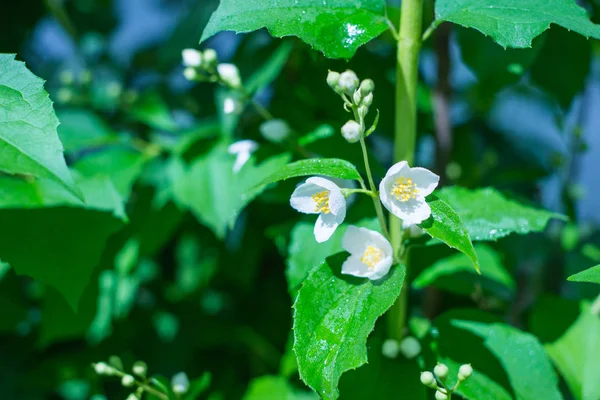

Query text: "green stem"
[359, 137, 390, 240]
[341, 188, 377, 198]
[111, 369, 168, 400]
[388, 0, 423, 341]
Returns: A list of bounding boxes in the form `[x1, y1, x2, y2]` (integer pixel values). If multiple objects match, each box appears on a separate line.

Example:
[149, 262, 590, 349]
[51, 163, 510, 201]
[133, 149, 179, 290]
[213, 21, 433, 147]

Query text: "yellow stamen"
[390, 177, 419, 202]
[311, 190, 330, 214]
[361, 246, 383, 269]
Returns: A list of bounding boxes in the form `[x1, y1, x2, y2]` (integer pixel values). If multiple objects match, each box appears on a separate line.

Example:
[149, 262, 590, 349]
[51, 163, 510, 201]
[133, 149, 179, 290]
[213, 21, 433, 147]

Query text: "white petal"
[305, 176, 339, 191]
[228, 140, 258, 155]
[314, 212, 342, 243]
[342, 225, 367, 254]
[383, 161, 409, 180]
[290, 182, 322, 214]
[407, 167, 439, 197]
[327, 184, 346, 217]
[368, 230, 394, 258]
[390, 199, 432, 226]
[369, 255, 394, 280]
[232, 152, 250, 173]
[379, 174, 395, 216]
[341, 254, 374, 278]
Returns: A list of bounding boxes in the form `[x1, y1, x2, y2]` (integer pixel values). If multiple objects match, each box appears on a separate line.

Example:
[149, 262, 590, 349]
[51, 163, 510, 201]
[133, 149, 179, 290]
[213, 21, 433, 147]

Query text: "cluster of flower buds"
[327, 70, 376, 144]
[420, 362, 473, 399]
[181, 48, 241, 89]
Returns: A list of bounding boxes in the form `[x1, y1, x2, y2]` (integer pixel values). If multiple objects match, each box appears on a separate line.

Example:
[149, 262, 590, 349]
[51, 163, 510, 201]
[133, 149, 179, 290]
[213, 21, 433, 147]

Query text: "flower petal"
[370, 256, 394, 280]
[367, 229, 393, 258]
[314, 212, 342, 243]
[306, 176, 339, 191]
[408, 167, 439, 197]
[228, 139, 258, 155]
[342, 225, 369, 254]
[233, 152, 251, 173]
[383, 160, 409, 180]
[341, 254, 373, 278]
[290, 182, 322, 214]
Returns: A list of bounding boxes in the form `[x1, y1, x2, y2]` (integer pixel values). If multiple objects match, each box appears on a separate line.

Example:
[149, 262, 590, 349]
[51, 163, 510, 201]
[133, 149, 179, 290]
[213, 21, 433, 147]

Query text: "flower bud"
[360, 79, 375, 96]
[434, 363, 449, 380]
[338, 70, 359, 95]
[183, 68, 198, 81]
[182, 49, 203, 67]
[217, 63, 241, 88]
[435, 390, 448, 400]
[358, 105, 369, 119]
[260, 119, 291, 143]
[327, 70, 340, 91]
[132, 361, 147, 377]
[126, 394, 139, 400]
[93, 362, 110, 375]
[458, 364, 473, 381]
[362, 93, 373, 108]
[121, 374, 135, 387]
[353, 90, 362, 105]
[171, 372, 190, 394]
[203, 48, 218, 67]
[381, 339, 400, 358]
[341, 120, 363, 143]
[399, 336, 421, 359]
[420, 371, 437, 388]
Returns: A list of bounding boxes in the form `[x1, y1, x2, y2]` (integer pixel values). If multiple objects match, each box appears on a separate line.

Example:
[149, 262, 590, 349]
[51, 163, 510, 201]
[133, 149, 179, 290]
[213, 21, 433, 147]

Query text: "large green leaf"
[243, 376, 318, 400]
[454, 320, 563, 400]
[0, 175, 125, 310]
[0, 54, 81, 198]
[546, 307, 600, 400]
[441, 358, 513, 400]
[568, 265, 600, 284]
[293, 253, 405, 399]
[174, 145, 291, 238]
[201, 0, 388, 59]
[261, 158, 363, 186]
[438, 187, 565, 241]
[419, 194, 480, 273]
[434, 0, 600, 48]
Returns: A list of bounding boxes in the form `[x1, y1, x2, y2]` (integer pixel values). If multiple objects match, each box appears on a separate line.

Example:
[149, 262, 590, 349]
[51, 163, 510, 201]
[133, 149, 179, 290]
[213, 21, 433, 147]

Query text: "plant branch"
[359, 137, 390, 240]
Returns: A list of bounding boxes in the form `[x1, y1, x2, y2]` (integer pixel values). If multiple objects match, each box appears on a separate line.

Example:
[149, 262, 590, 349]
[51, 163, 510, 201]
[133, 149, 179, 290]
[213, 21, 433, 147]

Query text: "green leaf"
[245, 41, 294, 94]
[441, 358, 513, 400]
[243, 376, 318, 400]
[435, 0, 600, 48]
[454, 320, 563, 400]
[0, 175, 126, 310]
[419, 194, 480, 273]
[0, 54, 81, 199]
[261, 158, 363, 186]
[546, 306, 600, 400]
[56, 108, 119, 153]
[183, 372, 212, 400]
[128, 91, 179, 132]
[438, 186, 566, 241]
[413, 244, 514, 298]
[568, 265, 600, 284]
[174, 145, 291, 238]
[201, 0, 388, 59]
[293, 253, 405, 399]
[298, 125, 335, 147]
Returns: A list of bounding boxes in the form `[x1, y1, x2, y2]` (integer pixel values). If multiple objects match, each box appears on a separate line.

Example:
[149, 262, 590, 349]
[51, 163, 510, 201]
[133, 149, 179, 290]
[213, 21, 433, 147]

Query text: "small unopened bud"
[358, 105, 369, 119]
[338, 70, 359, 95]
[203, 49, 218, 67]
[327, 70, 341, 90]
[341, 120, 363, 143]
[183, 68, 197, 81]
[362, 93, 373, 108]
[93, 362, 110, 375]
[59, 70, 74, 85]
[132, 361, 147, 377]
[217, 63, 241, 88]
[121, 374, 135, 387]
[260, 119, 291, 143]
[360, 79, 375, 96]
[126, 394, 139, 400]
[434, 363, 449, 380]
[458, 364, 473, 381]
[182, 49, 203, 67]
[399, 336, 421, 359]
[353, 90, 362, 105]
[171, 372, 190, 394]
[381, 339, 400, 358]
[435, 390, 448, 400]
[420, 371, 437, 388]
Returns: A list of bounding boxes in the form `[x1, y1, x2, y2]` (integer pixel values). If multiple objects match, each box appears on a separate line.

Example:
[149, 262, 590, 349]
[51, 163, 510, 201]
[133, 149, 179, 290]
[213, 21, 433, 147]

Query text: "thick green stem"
[388, 0, 423, 341]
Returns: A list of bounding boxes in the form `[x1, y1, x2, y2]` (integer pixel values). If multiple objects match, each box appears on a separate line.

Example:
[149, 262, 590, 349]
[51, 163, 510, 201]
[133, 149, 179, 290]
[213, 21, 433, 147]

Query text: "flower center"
[361, 245, 383, 269]
[311, 190, 331, 214]
[390, 177, 419, 202]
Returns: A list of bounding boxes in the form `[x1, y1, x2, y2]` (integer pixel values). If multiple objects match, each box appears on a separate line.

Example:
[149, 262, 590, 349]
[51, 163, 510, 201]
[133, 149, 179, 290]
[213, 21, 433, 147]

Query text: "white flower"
[182, 49, 203, 67]
[228, 140, 258, 173]
[203, 48, 218, 66]
[171, 372, 189, 394]
[217, 63, 241, 88]
[223, 96, 241, 115]
[290, 177, 346, 243]
[183, 67, 197, 81]
[341, 226, 393, 280]
[341, 120, 362, 143]
[338, 70, 359, 95]
[260, 119, 291, 143]
[379, 161, 439, 225]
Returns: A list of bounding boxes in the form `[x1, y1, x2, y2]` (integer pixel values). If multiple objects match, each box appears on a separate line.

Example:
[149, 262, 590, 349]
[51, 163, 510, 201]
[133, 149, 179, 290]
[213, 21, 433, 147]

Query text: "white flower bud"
[182, 49, 203, 67]
[381, 339, 400, 358]
[434, 363, 449, 380]
[353, 90, 362, 105]
[327, 70, 340, 90]
[399, 336, 421, 359]
[260, 119, 291, 143]
[358, 105, 369, 119]
[360, 79, 375, 96]
[341, 120, 363, 143]
[132, 361, 147, 377]
[420, 371, 437, 388]
[362, 93, 373, 108]
[458, 364, 473, 381]
[203, 48, 218, 67]
[183, 68, 197, 81]
[93, 362, 110, 375]
[126, 394, 139, 400]
[171, 372, 190, 394]
[121, 374, 135, 387]
[435, 390, 448, 400]
[217, 63, 241, 88]
[338, 70, 359, 95]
